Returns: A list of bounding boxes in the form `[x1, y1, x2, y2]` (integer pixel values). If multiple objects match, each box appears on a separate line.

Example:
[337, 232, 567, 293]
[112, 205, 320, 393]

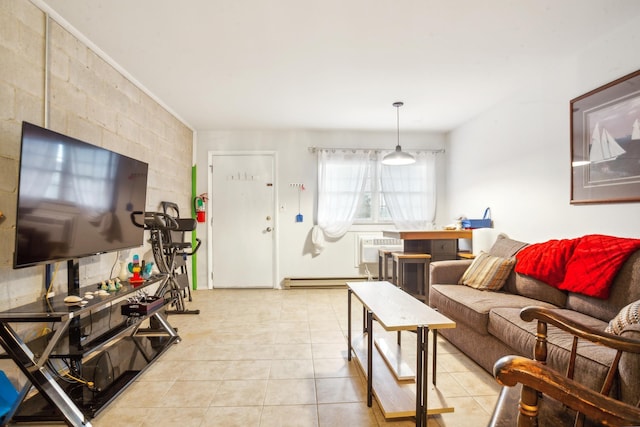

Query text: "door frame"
[206, 150, 279, 289]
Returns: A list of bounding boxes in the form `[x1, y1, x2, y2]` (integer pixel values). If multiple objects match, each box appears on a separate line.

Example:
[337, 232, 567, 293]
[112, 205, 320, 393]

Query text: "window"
[354, 158, 392, 223]
[315, 149, 370, 240]
[315, 149, 438, 242]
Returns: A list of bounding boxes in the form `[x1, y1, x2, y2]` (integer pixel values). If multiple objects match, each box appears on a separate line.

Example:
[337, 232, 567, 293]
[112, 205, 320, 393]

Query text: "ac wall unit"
[358, 236, 403, 265]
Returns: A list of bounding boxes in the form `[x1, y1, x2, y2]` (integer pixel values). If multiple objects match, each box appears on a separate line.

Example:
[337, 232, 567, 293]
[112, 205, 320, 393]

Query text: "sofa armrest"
[619, 324, 640, 405]
[429, 259, 472, 285]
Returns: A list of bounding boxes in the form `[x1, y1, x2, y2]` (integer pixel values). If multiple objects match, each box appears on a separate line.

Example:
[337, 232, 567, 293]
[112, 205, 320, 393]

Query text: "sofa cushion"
[488, 234, 529, 258]
[430, 284, 554, 336]
[513, 272, 568, 307]
[489, 307, 615, 392]
[605, 299, 640, 335]
[429, 259, 472, 285]
[619, 325, 640, 406]
[566, 250, 640, 321]
[488, 235, 529, 294]
[458, 252, 515, 291]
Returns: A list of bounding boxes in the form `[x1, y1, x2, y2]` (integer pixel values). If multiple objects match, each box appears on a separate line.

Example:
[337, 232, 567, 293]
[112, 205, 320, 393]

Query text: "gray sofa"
[428, 235, 640, 406]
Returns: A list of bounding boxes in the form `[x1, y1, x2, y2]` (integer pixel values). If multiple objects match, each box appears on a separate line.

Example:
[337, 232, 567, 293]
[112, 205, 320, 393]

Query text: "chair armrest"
[429, 260, 472, 285]
[520, 306, 640, 353]
[494, 355, 640, 426]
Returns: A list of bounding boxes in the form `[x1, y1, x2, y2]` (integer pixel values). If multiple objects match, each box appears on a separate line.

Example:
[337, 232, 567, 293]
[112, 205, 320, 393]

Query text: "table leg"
[415, 325, 429, 427]
[416, 325, 423, 427]
[347, 290, 352, 361]
[150, 312, 180, 340]
[0, 322, 91, 427]
[367, 310, 373, 407]
[362, 306, 366, 333]
[432, 329, 438, 386]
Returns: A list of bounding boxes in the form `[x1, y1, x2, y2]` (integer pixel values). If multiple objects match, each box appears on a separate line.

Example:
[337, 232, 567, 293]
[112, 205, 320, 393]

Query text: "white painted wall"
[445, 16, 640, 244]
[195, 130, 445, 286]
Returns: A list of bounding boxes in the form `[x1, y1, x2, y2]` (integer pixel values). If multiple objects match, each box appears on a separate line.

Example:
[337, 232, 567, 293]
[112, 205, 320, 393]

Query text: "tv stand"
[0, 275, 179, 426]
[67, 258, 80, 295]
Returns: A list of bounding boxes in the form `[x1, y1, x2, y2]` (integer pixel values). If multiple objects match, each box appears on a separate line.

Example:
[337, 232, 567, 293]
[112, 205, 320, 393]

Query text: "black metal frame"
[130, 206, 201, 315]
[0, 278, 179, 426]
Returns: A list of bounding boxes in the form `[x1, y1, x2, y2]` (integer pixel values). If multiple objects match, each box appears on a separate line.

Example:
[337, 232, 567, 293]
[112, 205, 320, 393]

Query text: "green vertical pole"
[191, 165, 198, 290]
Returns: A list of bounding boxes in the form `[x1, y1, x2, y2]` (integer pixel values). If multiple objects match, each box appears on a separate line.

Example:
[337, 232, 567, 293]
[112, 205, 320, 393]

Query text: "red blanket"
[515, 234, 640, 299]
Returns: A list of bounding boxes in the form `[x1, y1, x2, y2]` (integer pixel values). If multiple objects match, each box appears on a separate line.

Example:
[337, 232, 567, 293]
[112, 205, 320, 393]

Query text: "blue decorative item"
[295, 184, 305, 223]
[0, 371, 18, 424]
[142, 262, 153, 279]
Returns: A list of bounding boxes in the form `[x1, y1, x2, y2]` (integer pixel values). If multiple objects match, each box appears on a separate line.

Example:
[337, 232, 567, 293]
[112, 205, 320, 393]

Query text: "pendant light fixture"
[382, 101, 415, 165]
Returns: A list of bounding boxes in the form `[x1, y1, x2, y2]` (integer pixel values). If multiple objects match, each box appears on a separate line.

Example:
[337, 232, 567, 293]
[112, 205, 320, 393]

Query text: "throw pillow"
[488, 234, 529, 258]
[458, 251, 516, 291]
[605, 299, 640, 335]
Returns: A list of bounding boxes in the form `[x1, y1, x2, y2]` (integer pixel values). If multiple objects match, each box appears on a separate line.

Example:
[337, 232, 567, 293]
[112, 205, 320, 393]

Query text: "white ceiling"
[38, 0, 640, 132]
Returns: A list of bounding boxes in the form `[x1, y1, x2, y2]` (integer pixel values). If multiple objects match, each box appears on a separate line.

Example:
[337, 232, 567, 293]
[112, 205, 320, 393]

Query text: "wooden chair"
[489, 306, 640, 427]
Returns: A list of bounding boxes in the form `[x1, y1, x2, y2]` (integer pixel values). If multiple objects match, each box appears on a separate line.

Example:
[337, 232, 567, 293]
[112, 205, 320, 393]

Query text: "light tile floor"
[50, 288, 503, 426]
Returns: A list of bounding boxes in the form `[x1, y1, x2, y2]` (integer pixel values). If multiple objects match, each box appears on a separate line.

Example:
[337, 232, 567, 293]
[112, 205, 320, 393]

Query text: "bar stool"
[457, 252, 475, 260]
[391, 252, 431, 301]
[378, 249, 395, 281]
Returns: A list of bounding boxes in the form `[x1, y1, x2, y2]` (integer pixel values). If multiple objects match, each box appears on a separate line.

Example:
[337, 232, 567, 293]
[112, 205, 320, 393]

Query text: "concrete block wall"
[0, 0, 193, 312]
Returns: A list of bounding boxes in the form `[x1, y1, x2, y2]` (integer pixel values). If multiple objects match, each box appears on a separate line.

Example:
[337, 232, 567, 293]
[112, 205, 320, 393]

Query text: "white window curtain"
[312, 149, 370, 254]
[381, 151, 437, 230]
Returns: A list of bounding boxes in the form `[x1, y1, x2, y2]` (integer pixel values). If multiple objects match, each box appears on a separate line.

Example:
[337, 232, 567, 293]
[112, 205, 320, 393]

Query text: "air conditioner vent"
[358, 235, 403, 264]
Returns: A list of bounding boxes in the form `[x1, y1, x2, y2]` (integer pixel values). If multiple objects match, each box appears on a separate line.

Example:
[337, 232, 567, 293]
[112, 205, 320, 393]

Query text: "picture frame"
[570, 69, 640, 204]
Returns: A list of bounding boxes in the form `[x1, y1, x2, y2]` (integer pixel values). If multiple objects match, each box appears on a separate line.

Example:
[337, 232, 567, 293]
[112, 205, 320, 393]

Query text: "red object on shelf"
[129, 271, 144, 285]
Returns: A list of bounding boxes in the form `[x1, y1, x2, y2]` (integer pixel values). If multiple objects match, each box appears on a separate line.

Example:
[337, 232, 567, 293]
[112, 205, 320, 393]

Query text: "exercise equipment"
[130, 201, 201, 315]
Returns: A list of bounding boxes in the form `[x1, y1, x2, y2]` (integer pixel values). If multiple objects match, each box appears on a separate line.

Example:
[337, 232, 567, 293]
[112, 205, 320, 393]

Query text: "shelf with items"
[0, 274, 180, 426]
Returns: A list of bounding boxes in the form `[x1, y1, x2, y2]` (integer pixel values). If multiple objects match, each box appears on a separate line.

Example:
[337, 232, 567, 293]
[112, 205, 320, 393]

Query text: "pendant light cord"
[396, 105, 400, 147]
[382, 101, 416, 165]
[393, 101, 403, 148]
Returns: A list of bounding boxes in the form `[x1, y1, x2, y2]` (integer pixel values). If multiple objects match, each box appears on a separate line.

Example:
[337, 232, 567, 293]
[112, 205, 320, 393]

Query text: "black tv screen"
[14, 122, 149, 268]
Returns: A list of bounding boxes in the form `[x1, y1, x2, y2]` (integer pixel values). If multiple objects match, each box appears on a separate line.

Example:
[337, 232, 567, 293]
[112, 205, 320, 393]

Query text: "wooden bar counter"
[382, 229, 471, 258]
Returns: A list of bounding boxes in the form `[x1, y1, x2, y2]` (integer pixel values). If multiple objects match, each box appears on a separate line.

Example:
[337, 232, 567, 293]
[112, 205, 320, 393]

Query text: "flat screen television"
[14, 122, 149, 269]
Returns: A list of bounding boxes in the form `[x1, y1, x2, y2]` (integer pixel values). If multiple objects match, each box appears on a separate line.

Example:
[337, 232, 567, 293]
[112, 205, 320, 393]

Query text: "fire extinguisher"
[194, 193, 208, 223]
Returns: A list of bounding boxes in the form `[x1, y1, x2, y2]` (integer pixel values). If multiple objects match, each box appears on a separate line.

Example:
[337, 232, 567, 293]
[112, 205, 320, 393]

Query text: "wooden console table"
[382, 229, 472, 258]
[347, 281, 456, 427]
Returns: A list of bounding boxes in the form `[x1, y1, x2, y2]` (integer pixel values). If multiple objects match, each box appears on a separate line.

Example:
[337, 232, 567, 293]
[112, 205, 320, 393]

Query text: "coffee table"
[347, 281, 456, 427]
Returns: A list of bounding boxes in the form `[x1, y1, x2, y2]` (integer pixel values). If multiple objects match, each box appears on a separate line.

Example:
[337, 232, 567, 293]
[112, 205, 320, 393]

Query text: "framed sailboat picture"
[571, 69, 640, 204]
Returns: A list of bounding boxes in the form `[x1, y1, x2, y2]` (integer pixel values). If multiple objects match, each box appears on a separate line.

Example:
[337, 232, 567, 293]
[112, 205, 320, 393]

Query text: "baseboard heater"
[283, 276, 371, 289]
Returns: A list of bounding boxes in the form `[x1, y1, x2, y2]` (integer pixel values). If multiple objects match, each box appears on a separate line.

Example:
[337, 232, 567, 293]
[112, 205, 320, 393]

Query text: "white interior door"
[209, 152, 276, 288]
